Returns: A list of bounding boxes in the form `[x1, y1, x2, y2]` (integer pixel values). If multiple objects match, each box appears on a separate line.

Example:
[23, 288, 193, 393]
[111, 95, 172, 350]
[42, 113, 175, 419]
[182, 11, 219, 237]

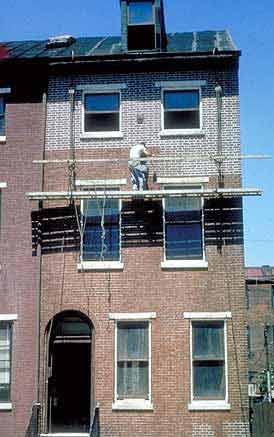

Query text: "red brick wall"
[37, 148, 249, 436]
[0, 98, 44, 437]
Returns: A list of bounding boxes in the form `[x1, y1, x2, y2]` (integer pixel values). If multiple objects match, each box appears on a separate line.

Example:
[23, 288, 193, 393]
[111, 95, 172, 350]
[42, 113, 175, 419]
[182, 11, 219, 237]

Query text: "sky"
[1, 0, 274, 266]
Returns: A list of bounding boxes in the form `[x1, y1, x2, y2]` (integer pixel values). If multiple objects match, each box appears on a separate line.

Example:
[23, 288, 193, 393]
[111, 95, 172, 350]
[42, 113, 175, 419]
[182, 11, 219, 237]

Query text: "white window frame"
[0, 88, 11, 143]
[161, 182, 208, 269]
[77, 84, 126, 139]
[184, 311, 231, 411]
[0, 313, 17, 411]
[76, 180, 125, 271]
[109, 312, 156, 411]
[155, 81, 206, 137]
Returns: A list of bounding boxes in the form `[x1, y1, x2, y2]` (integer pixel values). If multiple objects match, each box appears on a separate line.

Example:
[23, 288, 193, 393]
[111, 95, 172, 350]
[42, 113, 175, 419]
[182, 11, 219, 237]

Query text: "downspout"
[215, 83, 223, 187]
[68, 88, 76, 195]
[35, 91, 47, 425]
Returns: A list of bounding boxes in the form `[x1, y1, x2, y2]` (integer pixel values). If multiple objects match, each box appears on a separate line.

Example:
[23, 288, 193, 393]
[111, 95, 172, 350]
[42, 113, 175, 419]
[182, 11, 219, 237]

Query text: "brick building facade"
[0, 1, 256, 436]
[246, 266, 274, 385]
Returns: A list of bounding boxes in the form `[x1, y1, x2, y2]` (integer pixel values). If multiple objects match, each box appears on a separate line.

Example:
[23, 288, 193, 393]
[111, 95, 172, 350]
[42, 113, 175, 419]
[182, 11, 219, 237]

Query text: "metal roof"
[0, 30, 238, 62]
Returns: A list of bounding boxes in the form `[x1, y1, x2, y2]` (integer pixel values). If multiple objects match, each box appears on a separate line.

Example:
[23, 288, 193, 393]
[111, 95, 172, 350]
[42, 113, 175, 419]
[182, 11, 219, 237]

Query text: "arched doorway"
[45, 311, 93, 433]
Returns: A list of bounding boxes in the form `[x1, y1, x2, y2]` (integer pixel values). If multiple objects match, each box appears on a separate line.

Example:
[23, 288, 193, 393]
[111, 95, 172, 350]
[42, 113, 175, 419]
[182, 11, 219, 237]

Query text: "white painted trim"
[81, 89, 122, 137]
[77, 261, 124, 271]
[157, 177, 209, 185]
[0, 182, 7, 188]
[76, 83, 127, 92]
[155, 80, 207, 88]
[0, 136, 6, 143]
[184, 312, 232, 320]
[188, 401, 231, 411]
[80, 132, 124, 139]
[0, 314, 18, 321]
[0, 402, 12, 411]
[159, 129, 205, 137]
[160, 85, 203, 134]
[40, 434, 89, 437]
[161, 260, 208, 270]
[109, 312, 156, 321]
[76, 179, 127, 187]
[188, 316, 230, 407]
[113, 318, 154, 408]
[0, 88, 11, 94]
[112, 399, 154, 411]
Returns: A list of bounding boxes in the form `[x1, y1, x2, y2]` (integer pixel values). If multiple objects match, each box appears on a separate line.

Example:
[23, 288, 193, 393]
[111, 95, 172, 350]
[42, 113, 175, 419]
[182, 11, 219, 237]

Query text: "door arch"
[45, 310, 93, 433]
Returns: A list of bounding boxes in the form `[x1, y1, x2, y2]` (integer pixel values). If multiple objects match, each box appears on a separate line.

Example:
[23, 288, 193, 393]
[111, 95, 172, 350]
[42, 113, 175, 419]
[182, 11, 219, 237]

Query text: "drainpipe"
[215, 83, 224, 188]
[35, 91, 47, 425]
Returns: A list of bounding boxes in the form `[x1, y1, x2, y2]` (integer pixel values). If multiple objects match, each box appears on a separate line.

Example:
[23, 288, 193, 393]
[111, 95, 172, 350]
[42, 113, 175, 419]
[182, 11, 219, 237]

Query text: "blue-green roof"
[0, 30, 238, 61]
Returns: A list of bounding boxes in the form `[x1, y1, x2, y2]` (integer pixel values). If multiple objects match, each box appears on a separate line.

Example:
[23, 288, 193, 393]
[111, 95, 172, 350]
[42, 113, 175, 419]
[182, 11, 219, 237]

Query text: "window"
[0, 323, 12, 403]
[164, 186, 204, 262]
[117, 322, 149, 400]
[81, 196, 120, 262]
[128, 1, 154, 25]
[163, 89, 201, 131]
[127, 1, 155, 51]
[0, 97, 5, 137]
[192, 321, 225, 401]
[83, 92, 120, 133]
[184, 312, 230, 410]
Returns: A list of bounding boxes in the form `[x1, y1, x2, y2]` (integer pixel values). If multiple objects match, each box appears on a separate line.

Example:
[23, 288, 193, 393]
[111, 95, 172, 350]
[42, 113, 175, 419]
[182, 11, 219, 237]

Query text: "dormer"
[120, 0, 167, 52]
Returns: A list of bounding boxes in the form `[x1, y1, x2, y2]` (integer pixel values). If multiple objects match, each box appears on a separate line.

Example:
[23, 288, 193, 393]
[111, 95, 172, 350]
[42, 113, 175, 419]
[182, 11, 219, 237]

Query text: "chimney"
[120, 0, 167, 52]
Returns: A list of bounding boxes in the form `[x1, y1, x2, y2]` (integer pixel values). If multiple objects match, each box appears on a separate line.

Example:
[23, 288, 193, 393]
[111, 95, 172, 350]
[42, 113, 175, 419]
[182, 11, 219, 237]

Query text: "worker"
[128, 142, 152, 191]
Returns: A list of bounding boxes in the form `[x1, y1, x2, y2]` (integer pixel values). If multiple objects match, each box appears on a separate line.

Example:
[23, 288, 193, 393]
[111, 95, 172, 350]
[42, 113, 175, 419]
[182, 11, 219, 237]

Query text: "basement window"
[0, 322, 12, 404]
[163, 89, 201, 132]
[127, 1, 155, 51]
[83, 92, 120, 134]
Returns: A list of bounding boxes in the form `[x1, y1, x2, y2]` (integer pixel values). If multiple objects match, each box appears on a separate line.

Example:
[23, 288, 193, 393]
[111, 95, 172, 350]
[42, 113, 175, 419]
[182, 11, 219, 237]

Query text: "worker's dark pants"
[129, 164, 149, 190]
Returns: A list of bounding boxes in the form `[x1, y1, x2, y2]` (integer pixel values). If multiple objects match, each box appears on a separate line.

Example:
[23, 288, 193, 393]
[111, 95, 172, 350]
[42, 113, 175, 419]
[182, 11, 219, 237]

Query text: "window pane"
[83, 224, 119, 261]
[164, 90, 199, 110]
[0, 323, 11, 402]
[166, 197, 201, 213]
[85, 94, 119, 112]
[83, 199, 119, 219]
[166, 223, 203, 260]
[0, 97, 4, 114]
[117, 361, 148, 399]
[128, 1, 153, 25]
[117, 322, 148, 360]
[193, 361, 225, 399]
[164, 110, 200, 130]
[84, 113, 119, 132]
[193, 322, 224, 359]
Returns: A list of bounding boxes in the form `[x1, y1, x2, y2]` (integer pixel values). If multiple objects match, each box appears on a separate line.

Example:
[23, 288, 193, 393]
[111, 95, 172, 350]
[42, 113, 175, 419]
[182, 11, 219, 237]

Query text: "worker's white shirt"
[129, 144, 147, 159]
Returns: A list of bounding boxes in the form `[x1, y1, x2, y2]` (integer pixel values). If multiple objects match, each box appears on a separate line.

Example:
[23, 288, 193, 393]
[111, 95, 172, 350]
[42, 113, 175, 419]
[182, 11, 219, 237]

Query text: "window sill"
[159, 130, 205, 137]
[188, 401, 230, 411]
[161, 260, 208, 270]
[0, 136, 6, 143]
[112, 400, 154, 411]
[77, 261, 124, 271]
[0, 402, 12, 411]
[80, 132, 124, 139]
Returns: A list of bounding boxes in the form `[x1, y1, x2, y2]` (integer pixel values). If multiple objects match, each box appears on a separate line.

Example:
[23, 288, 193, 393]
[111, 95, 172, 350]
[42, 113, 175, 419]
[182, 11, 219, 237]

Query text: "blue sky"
[1, 0, 273, 266]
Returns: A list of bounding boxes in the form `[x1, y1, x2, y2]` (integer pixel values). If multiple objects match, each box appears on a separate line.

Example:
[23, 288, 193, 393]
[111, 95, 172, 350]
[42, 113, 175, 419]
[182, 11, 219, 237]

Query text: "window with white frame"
[184, 312, 231, 410]
[117, 321, 149, 400]
[164, 186, 204, 261]
[0, 322, 12, 403]
[192, 321, 226, 401]
[81, 194, 121, 262]
[163, 89, 201, 131]
[0, 96, 5, 137]
[83, 92, 120, 133]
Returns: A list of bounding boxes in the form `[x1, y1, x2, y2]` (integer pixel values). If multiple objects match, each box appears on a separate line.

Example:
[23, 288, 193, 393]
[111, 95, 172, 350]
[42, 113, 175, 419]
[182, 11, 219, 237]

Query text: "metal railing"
[25, 402, 41, 437]
[89, 403, 100, 437]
